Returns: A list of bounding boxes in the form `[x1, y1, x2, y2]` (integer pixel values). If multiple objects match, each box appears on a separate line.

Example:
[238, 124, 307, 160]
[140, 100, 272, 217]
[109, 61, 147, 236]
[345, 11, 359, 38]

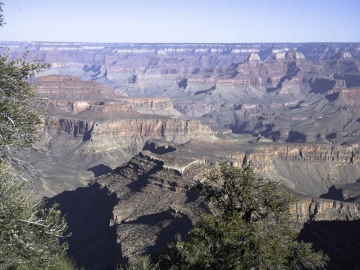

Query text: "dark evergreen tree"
[160, 165, 328, 270]
[0, 4, 74, 269]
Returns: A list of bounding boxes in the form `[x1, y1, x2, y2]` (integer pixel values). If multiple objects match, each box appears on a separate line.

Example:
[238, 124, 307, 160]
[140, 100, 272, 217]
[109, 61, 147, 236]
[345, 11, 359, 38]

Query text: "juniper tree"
[0, 2, 3, 26]
[0, 50, 48, 180]
[0, 4, 73, 269]
[160, 165, 328, 270]
[0, 169, 71, 269]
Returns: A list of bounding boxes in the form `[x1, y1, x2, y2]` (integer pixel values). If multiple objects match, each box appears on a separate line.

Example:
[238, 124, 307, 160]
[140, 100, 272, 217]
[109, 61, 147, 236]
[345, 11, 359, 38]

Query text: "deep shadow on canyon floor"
[46, 181, 360, 270]
[46, 183, 119, 270]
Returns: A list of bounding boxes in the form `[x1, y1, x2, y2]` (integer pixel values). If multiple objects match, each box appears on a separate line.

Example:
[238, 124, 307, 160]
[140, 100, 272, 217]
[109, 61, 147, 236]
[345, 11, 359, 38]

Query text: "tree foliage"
[160, 165, 328, 270]
[0, 2, 4, 27]
[0, 52, 48, 180]
[0, 169, 71, 269]
[0, 4, 73, 269]
[120, 255, 160, 270]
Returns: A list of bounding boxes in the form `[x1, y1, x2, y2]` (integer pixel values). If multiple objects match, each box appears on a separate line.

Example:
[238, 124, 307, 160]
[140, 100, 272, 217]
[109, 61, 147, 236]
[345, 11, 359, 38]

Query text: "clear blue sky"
[1, 0, 359, 43]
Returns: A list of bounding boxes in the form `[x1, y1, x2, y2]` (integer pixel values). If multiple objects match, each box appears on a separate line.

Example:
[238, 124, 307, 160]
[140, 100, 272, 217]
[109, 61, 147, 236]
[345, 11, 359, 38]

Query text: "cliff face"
[35, 76, 215, 181]
[92, 147, 360, 264]
[20, 44, 360, 148]
[42, 116, 215, 177]
[95, 153, 209, 262]
[53, 117, 215, 150]
[294, 197, 360, 223]
[117, 97, 181, 116]
[184, 50, 315, 91]
[35, 75, 128, 113]
[35, 75, 124, 101]
[35, 75, 183, 117]
[160, 140, 360, 196]
[338, 87, 360, 99]
[5, 42, 359, 100]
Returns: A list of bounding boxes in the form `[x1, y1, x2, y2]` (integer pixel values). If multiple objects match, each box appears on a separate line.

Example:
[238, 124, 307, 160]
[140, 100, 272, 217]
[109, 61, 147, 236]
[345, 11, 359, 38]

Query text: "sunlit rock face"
[294, 197, 360, 223]
[35, 75, 124, 100]
[32, 75, 216, 198]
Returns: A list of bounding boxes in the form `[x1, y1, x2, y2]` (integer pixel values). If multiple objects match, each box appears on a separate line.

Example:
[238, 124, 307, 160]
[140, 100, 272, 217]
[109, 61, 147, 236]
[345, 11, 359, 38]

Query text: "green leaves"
[0, 5, 73, 269]
[160, 165, 328, 269]
[0, 2, 4, 27]
[0, 52, 49, 181]
[0, 52, 48, 151]
[0, 169, 69, 269]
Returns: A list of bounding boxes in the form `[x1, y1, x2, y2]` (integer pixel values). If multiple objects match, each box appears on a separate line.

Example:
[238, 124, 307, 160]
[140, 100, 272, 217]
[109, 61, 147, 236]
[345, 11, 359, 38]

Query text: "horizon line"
[1, 41, 360, 45]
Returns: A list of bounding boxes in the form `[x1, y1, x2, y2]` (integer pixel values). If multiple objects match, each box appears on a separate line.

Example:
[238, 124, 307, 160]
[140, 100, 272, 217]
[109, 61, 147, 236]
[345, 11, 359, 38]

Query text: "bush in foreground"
[158, 165, 328, 269]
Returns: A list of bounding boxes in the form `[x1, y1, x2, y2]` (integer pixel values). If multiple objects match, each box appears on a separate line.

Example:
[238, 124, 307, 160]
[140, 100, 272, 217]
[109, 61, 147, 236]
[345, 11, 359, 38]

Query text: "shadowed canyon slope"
[84, 141, 360, 267]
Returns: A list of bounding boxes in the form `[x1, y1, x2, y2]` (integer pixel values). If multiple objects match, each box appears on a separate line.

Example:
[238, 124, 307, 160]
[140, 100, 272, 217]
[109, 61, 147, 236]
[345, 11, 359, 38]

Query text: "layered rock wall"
[294, 197, 360, 223]
[35, 75, 122, 100]
[118, 97, 181, 116]
[170, 140, 360, 195]
[53, 117, 215, 147]
[338, 87, 360, 99]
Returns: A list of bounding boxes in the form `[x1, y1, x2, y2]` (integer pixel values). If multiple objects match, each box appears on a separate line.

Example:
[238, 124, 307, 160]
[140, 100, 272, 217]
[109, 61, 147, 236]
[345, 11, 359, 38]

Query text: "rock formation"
[247, 52, 261, 61]
[3, 42, 360, 146]
[35, 75, 124, 100]
[95, 152, 209, 262]
[294, 197, 360, 223]
[87, 140, 360, 265]
[33, 76, 215, 198]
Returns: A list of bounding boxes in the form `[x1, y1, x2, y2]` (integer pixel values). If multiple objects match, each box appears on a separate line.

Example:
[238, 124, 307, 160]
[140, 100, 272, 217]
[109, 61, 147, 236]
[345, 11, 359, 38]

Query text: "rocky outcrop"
[273, 49, 305, 60]
[39, 142, 360, 269]
[163, 140, 360, 196]
[176, 140, 357, 166]
[320, 181, 360, 203]
[247, 53, 261, 61]
[294, 197, 360, 223]
[118, 97, 181, 116]
[331, 52, 352, 59]
[95, 153, 210, 262]
[52, 116, 215, 148]
[21, 44, 360, 147]
[35, 75, 128, 113]
[338, 87, 360, 99]
[36, 75, 183, 117]
[11, 42, 356, 101]
[324, 52, 360, 74]
[35, 75, 124, 101]
[31, 75, 218, 200]
[92, 145, 360, 264]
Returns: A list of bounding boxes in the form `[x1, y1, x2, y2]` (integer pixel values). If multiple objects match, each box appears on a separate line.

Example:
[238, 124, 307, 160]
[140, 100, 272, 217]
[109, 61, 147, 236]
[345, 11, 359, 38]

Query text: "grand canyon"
[2, 42, 360, 269]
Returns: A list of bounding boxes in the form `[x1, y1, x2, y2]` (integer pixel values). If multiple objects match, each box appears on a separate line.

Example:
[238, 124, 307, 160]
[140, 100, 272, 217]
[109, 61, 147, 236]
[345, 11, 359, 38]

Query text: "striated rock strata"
[294, 197, 360, 223]
[91, 142, 360, 265]
[96, 152, 210, 262]
[144, 140, 360, 196]
[33, 76, 216, 198]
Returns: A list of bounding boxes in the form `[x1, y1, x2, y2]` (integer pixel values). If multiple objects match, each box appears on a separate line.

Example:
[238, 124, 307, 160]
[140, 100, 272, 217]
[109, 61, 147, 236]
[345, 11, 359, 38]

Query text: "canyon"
[3, 41, 359, 147]
[2, 42, 360, 268]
